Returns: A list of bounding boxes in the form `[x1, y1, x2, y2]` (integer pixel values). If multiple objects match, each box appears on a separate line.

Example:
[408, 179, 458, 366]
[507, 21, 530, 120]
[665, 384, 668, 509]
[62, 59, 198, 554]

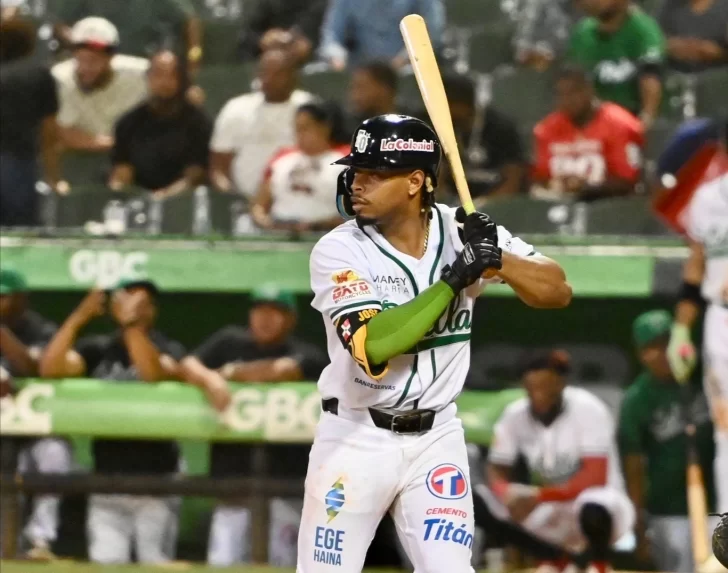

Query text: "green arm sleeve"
[365, 280, 455, 365]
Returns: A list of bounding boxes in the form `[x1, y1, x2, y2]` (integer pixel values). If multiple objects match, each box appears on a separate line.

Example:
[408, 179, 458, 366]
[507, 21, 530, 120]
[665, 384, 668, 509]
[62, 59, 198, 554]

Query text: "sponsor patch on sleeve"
[332, 280, 372, 303]
[331, 269, 360, 284]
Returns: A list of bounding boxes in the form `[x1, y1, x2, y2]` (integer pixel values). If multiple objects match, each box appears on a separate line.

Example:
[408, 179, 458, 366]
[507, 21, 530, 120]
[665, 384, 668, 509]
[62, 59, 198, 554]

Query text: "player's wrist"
[440, 263, 467, 293]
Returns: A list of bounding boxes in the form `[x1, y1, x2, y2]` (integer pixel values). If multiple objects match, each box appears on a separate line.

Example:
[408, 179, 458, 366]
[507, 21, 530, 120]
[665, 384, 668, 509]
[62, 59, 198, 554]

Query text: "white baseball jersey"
[309, 203, 537, 412]
[266, 146, 348, 223]
[489, 386, 626, 491]
[683, 169, 728, 309]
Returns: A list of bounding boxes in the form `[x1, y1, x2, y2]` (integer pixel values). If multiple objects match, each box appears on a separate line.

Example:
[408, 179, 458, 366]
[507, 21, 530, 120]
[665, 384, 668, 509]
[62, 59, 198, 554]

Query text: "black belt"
[322, 398, 436, 434]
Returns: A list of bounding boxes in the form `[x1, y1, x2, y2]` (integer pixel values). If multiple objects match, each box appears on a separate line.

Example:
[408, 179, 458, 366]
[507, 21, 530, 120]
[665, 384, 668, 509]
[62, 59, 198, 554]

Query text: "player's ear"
[407, 170, 426, 197]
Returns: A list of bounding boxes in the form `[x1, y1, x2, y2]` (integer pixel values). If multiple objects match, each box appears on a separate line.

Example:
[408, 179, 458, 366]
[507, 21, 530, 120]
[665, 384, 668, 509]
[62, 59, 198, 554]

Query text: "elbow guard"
[334, 309, 389, 381]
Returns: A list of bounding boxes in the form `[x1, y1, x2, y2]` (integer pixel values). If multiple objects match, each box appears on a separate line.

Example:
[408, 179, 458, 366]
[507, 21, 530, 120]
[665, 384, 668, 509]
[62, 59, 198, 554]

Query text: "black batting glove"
[441, 239, 502, 294]
[455, 207, 499, 244]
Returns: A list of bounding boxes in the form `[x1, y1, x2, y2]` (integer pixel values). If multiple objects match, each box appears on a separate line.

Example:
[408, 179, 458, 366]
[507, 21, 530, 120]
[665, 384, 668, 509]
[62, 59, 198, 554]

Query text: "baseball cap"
[70, 17, 119, 51]
[250, 285, 296, 313]
[632, 310, 672, 348]
[112, 278, 159, 298]
[0, 268, 28, 295]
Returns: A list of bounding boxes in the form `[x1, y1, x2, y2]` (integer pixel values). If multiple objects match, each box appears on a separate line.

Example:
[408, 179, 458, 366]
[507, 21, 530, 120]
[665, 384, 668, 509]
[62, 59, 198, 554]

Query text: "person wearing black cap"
[619, 310, 718, 573]
[180, 284, 327, 567]
[0, 267, 71, 560]
[486, 350, 633, 573]
[39, 279, 186, 565]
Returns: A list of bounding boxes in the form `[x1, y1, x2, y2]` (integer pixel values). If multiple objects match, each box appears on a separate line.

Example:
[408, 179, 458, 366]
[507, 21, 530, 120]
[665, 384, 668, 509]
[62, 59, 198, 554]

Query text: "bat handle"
[462, 200, 476, 215]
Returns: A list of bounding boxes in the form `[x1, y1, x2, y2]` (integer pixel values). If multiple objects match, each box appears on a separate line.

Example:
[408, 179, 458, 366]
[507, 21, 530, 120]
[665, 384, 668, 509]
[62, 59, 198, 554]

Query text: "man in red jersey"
[531, 65, 644, 201]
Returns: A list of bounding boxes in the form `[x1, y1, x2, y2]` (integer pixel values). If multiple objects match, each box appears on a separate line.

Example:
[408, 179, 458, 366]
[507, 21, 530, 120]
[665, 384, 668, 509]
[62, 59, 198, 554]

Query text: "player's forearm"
[496, 253, 572, 309]
[122, 327, 167, 382]
[675, 244, 705, 328]
[536, 456, 608, 502]
[223, 358, 303, 382]
[623, 454, 647, 529]
[0, 327, 38, 376]
[487, 463, 512, 498]
[365, 281, 456, 365]
[39, 317, 85, 378]
[638, 75, 662, 124]
[59, 126, 112, 152]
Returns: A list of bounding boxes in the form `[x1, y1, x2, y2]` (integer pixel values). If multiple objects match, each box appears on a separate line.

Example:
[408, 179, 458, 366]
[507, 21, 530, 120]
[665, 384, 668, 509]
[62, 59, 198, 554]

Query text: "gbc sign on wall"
[69, 250, 149, 288]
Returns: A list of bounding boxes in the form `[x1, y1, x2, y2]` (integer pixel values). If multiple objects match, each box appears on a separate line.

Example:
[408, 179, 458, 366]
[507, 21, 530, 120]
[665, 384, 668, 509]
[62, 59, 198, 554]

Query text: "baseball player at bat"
[485, 351, 635, 573]
[660, 118, 728, 572]
[296, 114, 572, 572]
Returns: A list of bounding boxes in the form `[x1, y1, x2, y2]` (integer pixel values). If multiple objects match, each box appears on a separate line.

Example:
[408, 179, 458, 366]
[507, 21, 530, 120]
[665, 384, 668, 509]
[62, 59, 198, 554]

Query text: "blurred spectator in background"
[51, 0, 202, 74]
[531, 65, 644, 201]
[345, 61, 399, 136]
[52, 17, 148, 155]
[238, 0, 327, 64]
[514, 0, 584, 72]
[443, 73, 526, 203]
[251, 101, 348, 232]
[619, 310, 717, 573]
[568, 0, 665, 127]
[319, 0, 445, 70]
[210, 49, 314, 198]
[40, 280, 185, 565]
[658, 0, 728, 73]
[1, 0, 23, 20]
[0, 268, 71, 560]
[181, 286, 327, 567]
[0, 269, 56, 377]
[0, 17, 62, 228]
[108, 50, 211, 196]
[487, 349, 634, 573]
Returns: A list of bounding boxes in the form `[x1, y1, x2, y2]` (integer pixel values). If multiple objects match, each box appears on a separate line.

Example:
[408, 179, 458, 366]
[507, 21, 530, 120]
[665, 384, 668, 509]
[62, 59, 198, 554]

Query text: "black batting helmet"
[334, 114, 442, 219]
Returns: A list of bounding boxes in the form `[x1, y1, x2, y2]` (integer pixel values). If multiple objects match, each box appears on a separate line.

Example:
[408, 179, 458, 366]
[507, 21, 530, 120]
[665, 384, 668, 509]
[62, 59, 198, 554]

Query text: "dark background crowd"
[0, 0, 726, 231]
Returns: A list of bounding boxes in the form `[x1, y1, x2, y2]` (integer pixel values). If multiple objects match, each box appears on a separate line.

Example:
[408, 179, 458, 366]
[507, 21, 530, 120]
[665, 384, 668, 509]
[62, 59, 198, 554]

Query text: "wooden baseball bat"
[399, 14, 475, 216]
[680, 383, 711, 565]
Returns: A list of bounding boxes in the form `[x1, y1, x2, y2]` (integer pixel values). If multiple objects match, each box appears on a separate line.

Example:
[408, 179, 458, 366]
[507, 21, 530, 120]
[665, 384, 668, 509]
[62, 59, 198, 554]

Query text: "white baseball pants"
[648, 515, 721, 573]
[206, 498, 303, 566]
[87, 494, 179, 564]
[17, 438, 72, 546]
[297, 404, 476, 573]
[703, 304, 728, 514]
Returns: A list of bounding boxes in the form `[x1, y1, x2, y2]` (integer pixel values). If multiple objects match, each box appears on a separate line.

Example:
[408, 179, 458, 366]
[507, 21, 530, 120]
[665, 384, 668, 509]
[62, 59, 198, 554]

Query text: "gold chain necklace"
[422, 218, 431, 258]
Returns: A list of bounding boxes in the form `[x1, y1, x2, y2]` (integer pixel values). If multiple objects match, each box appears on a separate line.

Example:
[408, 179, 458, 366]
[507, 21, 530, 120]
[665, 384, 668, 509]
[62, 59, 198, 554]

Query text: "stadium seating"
[60, 151, 112, 186]
[468, 22, 515, 73]
[446, 0, 510, 28]
[490, 67, 556, 127]
[586, 195, 670, 235]
[196, 63, 256, 116]
[694, 67, 728, 118]
[201, 19, 241, 65]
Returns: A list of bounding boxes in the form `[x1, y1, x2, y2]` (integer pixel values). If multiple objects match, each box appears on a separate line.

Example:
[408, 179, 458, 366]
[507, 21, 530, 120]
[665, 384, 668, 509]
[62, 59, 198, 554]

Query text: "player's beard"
[355, 215, 377, 229]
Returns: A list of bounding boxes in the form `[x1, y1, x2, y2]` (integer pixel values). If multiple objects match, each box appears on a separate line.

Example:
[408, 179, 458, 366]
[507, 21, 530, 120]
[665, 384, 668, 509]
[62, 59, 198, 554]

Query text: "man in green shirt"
[568, 0, 665, 126]
[619, 310, 718, 572]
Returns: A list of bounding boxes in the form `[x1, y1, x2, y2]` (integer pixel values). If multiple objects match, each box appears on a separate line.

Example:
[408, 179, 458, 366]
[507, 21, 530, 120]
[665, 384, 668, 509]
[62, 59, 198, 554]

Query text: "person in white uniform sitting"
[251, 100, 349, 233]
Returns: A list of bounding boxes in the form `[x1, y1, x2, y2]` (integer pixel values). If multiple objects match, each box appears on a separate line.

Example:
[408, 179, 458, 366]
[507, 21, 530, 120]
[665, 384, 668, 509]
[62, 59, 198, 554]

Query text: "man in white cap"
[51, 17, 148, 154]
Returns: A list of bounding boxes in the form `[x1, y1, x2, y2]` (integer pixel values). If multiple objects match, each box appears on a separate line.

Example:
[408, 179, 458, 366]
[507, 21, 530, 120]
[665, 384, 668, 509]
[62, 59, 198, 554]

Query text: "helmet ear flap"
[336, 168, 356, 219]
